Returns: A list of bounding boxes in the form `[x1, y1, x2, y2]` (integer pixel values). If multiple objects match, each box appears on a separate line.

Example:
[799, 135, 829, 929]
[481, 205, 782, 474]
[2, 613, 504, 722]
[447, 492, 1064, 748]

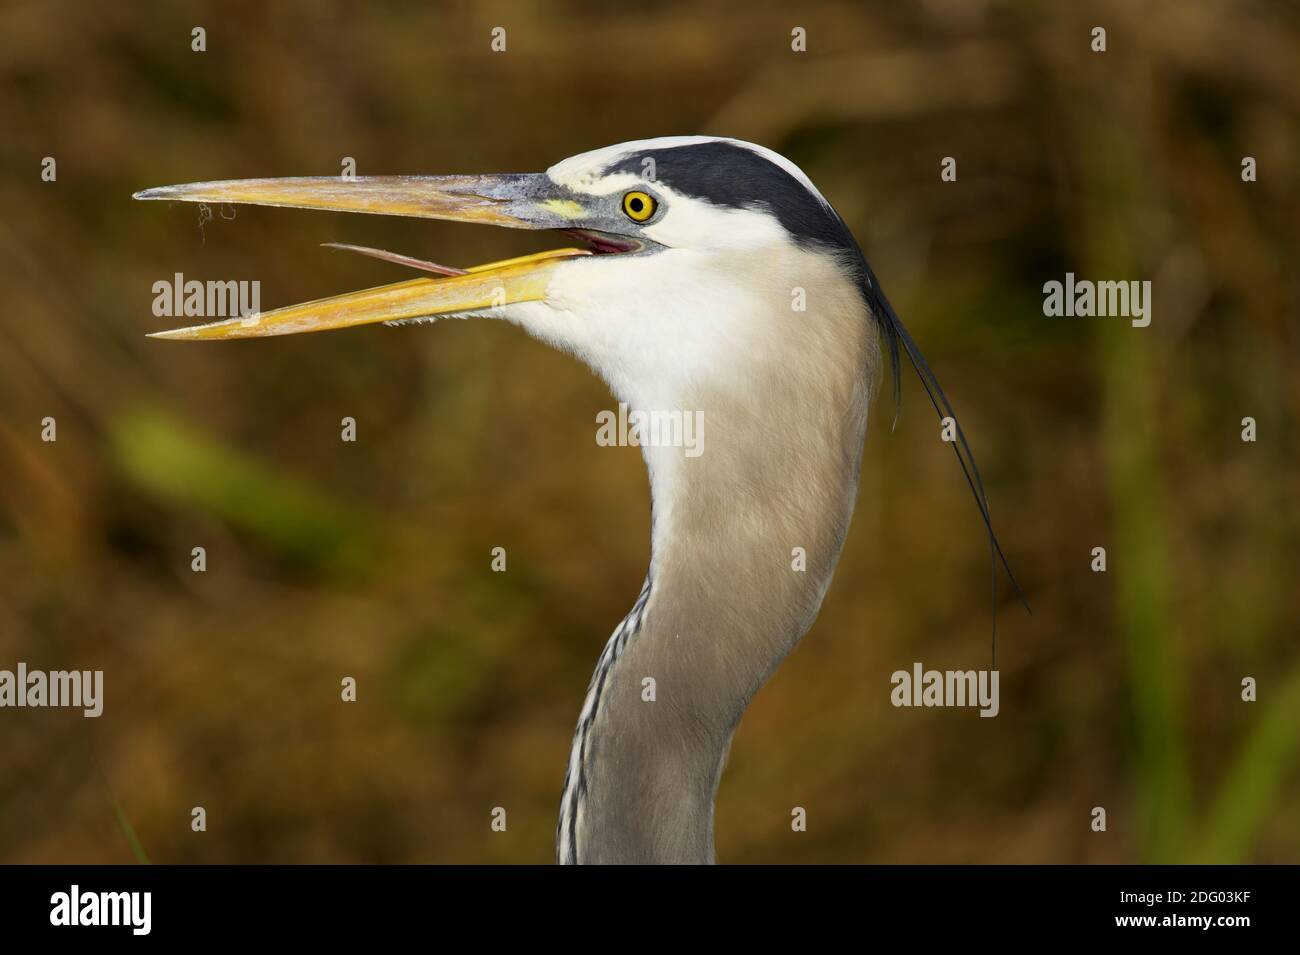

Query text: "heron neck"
[561, 358, 871, 863]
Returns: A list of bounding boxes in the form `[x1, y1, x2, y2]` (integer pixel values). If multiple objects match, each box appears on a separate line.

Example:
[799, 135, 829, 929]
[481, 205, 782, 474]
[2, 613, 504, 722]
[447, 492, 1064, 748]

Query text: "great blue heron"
[134, 136, 1021, 864]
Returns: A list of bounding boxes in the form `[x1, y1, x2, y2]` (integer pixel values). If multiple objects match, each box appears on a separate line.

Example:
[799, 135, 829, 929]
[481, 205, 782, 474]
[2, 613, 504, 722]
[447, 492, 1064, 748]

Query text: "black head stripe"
[607, 141, 860, 257]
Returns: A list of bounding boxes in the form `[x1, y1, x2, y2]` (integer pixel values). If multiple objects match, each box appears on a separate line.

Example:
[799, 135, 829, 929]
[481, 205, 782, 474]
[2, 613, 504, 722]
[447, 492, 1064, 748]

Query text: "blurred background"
[1, 0, 1297, 864]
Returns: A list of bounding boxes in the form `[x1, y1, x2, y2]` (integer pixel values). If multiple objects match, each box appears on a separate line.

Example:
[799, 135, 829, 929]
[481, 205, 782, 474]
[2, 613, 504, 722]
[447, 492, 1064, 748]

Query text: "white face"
[495, 138, 842, 414]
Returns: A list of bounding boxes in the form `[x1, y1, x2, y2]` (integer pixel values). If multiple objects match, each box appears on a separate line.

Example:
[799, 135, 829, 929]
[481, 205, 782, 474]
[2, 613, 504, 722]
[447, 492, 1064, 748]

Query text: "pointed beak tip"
[147, 327, 205, 341]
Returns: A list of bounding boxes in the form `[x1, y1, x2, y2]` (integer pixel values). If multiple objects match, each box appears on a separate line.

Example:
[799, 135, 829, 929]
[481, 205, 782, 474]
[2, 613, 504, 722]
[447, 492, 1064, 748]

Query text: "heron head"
[135, 138, 1025, 614]
[135, 137, 872, 409]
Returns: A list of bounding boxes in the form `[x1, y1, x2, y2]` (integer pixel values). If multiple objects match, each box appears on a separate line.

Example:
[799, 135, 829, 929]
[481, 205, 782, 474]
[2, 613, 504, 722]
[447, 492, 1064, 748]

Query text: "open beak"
[132, 174, 619, 340]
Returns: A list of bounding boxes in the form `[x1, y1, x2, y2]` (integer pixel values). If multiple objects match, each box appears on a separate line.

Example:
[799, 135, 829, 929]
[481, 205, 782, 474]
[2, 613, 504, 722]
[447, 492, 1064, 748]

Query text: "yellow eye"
[622, 191, 656, 222]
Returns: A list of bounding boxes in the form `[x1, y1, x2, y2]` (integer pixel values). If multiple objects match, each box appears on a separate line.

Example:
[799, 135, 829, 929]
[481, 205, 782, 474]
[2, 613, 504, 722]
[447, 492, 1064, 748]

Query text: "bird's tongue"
[147, 247, 591, 341]
[321, 242, 469, 276]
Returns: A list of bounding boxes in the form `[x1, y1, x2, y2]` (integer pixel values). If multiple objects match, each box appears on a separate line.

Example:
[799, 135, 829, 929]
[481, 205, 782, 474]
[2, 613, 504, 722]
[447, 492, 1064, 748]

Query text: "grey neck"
[558, 354, 872, 863]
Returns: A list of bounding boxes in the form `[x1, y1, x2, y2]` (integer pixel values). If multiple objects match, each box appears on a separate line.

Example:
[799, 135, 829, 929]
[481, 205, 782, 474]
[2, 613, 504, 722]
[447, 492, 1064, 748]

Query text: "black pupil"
[630, 197, 643, 213]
